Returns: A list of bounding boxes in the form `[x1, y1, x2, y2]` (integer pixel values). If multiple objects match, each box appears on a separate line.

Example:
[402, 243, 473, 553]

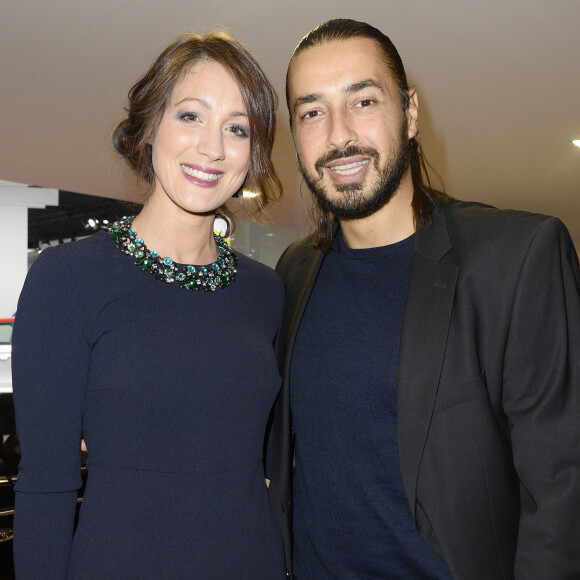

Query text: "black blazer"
[269, 199, 580, 579]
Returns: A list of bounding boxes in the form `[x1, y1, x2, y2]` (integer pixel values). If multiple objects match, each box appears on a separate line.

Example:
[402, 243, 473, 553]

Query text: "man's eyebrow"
[292, 93, 321, 113]
[292, 79, 383, 113]
[344, 79, 383, 93]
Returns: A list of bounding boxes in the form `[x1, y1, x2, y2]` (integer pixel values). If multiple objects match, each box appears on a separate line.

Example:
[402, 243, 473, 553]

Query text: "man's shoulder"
[276, 232, 319, 272]
[438, 198, 573, 263]
[445, 198, 552, 227]
[443, 198, 560, 243]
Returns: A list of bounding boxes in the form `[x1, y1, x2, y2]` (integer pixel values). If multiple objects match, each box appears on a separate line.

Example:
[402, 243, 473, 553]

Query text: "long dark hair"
[287, 19, 447, 250]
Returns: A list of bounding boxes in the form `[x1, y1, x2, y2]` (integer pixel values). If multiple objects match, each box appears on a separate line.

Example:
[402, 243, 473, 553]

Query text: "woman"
[12, 31, 286, 578]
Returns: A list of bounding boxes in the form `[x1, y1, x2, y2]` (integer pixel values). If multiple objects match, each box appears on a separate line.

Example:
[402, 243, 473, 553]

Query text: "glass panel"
[0, 324, 13, 345]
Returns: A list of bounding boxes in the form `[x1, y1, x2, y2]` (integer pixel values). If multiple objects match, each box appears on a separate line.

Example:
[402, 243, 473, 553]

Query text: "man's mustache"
[314, 146, 379, 174]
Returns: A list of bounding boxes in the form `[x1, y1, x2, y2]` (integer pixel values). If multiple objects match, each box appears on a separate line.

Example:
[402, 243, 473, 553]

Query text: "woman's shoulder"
[37, 230, 114, 261]
[235, 252, 280, 280]
[25, 231, 119, 292]
[235, 252, 283, 297]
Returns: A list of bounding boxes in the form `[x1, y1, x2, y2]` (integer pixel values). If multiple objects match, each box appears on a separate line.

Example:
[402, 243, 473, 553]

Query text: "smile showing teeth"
[181, 165, 222, 181]
[329, 160, 369, 176]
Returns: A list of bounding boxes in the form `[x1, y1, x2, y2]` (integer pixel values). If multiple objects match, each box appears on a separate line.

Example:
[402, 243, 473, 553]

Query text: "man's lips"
[326, 158, 370, 176]
[322, 156, 371, 181]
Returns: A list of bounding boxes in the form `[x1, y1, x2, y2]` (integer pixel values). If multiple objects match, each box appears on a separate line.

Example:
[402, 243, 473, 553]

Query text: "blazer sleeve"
[501, 217, 580, 578]
[12, 247, 88, 579]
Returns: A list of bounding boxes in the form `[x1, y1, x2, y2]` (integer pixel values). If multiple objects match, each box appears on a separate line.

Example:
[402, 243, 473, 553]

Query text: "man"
[268, 18, 580, 579]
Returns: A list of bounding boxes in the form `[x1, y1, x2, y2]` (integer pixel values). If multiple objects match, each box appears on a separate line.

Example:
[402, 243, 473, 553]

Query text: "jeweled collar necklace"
[108, 216, 238, 292]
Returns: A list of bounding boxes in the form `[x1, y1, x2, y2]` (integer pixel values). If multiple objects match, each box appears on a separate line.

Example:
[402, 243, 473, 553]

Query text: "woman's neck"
[130, 199, 218, 266]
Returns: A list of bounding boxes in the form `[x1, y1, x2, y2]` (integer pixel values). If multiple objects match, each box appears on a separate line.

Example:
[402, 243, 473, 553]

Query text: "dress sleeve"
[12, 247, 88, 579]
[502, 218, 580, 578]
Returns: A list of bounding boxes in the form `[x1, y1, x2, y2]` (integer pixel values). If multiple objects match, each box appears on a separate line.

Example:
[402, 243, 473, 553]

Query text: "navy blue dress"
[12, 231, 286, 579]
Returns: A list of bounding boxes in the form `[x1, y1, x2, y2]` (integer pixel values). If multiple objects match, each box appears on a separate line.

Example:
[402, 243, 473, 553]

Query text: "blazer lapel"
[277, 241, 326, 379]
[397, 205, 459, 520]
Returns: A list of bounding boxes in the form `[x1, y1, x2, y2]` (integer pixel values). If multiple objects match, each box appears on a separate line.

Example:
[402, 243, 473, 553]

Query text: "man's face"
[287, 37, 418, 220]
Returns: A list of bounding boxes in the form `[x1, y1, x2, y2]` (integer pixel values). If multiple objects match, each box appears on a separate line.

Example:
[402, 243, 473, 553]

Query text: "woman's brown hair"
[113, 30, 281, 227]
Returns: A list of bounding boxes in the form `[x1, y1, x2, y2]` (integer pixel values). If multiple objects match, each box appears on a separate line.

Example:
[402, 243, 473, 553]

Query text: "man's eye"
[357, 99, 374, 108]
[303, 110, 320, 120]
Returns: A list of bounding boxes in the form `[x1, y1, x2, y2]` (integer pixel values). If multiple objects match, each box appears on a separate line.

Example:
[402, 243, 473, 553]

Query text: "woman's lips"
[181, 164, 223, 187]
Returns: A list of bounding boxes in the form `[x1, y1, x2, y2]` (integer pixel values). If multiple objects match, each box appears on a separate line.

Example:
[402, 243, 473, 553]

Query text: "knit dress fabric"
[12, 230, 286, 579]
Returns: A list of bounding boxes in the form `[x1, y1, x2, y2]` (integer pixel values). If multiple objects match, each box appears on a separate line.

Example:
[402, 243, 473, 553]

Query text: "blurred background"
[1, 0, 579, 287]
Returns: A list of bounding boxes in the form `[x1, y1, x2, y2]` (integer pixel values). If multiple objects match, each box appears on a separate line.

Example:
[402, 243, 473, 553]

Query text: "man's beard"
[298, 119, 411, 220]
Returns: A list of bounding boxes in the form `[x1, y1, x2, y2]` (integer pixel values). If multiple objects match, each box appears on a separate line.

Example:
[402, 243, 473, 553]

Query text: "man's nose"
[327, 109, 357, 150]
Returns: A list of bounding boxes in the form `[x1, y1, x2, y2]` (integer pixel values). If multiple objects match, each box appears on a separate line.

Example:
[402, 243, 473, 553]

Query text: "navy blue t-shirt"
[290, 231, 452, 579]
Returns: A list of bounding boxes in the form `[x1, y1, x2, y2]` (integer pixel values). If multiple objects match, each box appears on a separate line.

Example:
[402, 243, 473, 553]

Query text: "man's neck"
[339, 179, 415, 249]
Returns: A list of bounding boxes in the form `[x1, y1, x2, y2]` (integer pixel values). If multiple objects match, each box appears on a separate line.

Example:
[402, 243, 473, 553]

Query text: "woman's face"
[150, 59, 251, 215]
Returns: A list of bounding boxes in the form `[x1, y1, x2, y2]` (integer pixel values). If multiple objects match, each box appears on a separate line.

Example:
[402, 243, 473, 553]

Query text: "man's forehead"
[292, 37, 382, 69]
[288, 38, 390, 101]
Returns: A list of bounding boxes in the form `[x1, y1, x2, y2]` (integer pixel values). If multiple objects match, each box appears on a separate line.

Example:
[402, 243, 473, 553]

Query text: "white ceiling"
[1, 1, 579, 245]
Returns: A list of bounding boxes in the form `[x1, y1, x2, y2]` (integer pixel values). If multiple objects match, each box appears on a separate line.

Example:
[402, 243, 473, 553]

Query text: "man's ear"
[406, 89, 419, 140]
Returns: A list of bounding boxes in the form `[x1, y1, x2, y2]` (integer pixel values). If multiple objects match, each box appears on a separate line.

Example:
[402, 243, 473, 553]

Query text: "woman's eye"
[180, 112, 200, 123]
[227, 124, 249, 138]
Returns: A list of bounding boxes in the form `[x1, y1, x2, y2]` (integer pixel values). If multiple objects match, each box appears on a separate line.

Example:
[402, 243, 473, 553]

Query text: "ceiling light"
[572, 139, 580, 148]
